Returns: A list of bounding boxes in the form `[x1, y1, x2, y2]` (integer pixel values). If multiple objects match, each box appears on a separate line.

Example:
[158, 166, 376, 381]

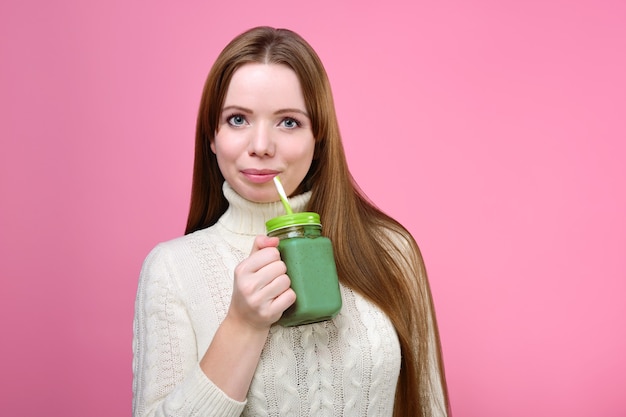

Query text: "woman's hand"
[228, 235, 296, 329]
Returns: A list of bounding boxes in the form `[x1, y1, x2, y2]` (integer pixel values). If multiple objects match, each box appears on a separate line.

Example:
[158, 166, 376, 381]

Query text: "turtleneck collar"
[217, 181, 312, 237]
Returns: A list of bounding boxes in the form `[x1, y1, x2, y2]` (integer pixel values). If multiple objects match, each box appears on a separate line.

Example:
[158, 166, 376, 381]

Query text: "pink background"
[1, 0, 624, 416]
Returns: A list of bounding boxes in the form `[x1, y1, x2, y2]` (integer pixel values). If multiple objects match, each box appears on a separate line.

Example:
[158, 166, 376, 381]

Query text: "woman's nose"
[248, 123, 275, 157]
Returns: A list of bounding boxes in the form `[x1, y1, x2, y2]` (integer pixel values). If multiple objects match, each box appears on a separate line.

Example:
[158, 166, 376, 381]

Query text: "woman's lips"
[241, 169, 279, 183]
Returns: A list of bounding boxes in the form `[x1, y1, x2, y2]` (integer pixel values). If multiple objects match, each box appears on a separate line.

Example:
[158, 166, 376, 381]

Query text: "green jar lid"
[265, 212, 321, 233]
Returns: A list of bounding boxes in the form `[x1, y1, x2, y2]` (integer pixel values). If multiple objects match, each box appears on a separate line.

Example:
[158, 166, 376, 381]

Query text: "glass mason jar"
[266, 212, 342, 327]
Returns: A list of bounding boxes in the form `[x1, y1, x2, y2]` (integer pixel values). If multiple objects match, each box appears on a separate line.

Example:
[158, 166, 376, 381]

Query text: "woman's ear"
[210, 136, 216, 154]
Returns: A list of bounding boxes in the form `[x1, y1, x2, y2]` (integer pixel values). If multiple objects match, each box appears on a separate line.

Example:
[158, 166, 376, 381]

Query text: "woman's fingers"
[249, 235, 279, 256]
[229, 235, 295, 327]
[269, 285, 297, 315]
[236, 248, 284, 291]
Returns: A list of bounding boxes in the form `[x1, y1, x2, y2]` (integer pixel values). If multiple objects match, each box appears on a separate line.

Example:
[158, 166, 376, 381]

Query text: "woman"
[133, 26, 450, 417]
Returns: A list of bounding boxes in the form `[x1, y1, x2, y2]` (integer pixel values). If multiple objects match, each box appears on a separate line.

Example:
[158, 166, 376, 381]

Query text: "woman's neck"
[217, 182, 312, 236]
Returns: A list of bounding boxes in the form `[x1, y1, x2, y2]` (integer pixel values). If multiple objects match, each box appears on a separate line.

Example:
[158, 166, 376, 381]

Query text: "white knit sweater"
[132, 183, 402, 416]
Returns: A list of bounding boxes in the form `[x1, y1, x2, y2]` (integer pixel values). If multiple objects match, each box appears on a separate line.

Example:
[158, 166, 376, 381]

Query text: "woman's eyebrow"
[221, 105, 309, 118]
[222, 105, 253, 113]
[274, 108, 310, 118]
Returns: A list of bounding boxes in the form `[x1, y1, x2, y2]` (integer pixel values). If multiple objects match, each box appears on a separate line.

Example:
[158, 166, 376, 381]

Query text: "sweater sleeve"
[132, 243, 246, 417]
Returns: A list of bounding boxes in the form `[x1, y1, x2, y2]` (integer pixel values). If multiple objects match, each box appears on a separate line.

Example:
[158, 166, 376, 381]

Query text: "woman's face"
[211, 63, 315, 203]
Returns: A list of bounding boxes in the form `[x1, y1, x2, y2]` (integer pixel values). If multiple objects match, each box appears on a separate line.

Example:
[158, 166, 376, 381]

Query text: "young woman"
[133, 26, 450, 417]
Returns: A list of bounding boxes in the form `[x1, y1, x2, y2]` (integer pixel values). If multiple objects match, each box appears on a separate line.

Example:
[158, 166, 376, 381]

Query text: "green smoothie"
[277, 235, 342, 326]
[266, 212, 343, 327]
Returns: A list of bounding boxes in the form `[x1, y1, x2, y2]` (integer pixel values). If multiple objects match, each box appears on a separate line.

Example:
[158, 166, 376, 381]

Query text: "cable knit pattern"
[133, 182, 403, 417]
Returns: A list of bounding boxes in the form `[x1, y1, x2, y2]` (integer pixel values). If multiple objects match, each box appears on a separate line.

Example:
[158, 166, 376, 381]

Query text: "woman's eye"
[281, 118, 300, 129]
[227, 115, 246, 126]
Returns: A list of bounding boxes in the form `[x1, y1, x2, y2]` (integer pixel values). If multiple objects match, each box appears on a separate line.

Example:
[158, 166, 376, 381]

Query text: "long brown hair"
[186, 26, 450, 417]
